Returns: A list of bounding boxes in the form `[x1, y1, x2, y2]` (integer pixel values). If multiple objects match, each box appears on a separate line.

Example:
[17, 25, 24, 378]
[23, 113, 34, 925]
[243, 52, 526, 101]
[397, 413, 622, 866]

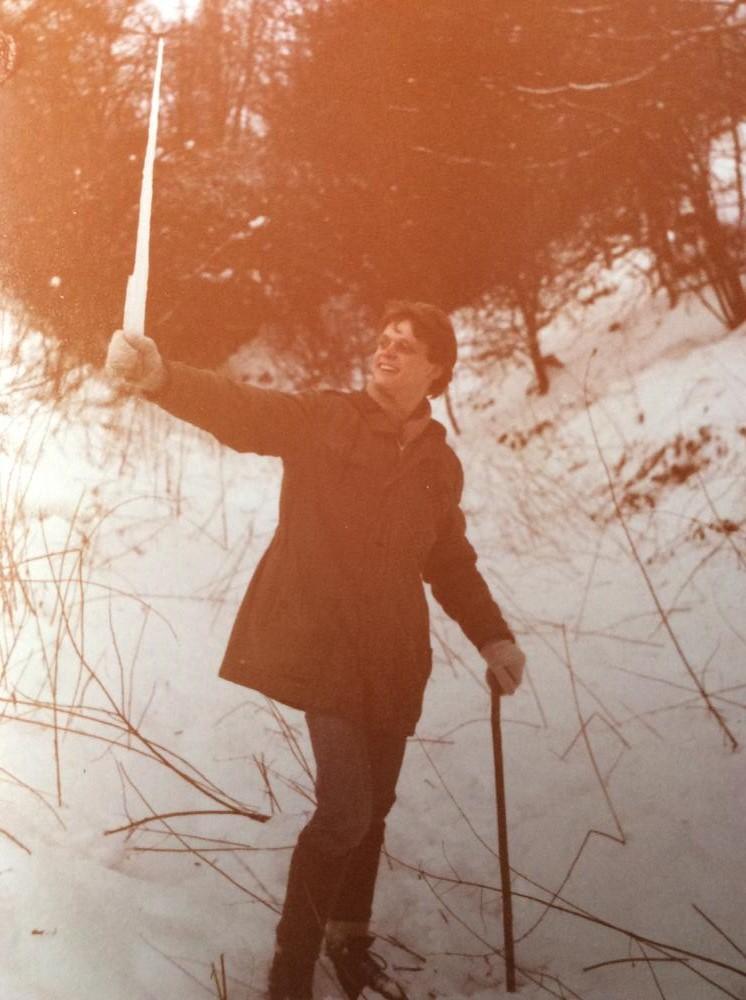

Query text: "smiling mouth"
[377, 362, 399, 373]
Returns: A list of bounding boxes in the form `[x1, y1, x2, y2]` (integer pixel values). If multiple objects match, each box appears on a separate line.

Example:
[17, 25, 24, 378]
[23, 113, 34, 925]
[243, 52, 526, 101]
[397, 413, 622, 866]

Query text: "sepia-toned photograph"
[0, 2, 744, 998]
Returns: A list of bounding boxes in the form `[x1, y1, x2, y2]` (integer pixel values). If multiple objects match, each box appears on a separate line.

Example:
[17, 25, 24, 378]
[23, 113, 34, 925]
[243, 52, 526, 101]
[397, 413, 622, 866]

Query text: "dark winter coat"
[151, 363, 513, 733]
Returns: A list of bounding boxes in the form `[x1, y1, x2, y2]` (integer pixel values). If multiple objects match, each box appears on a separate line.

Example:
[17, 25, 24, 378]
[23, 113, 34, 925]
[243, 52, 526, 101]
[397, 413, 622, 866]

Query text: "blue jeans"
[275, 714, 408, 957]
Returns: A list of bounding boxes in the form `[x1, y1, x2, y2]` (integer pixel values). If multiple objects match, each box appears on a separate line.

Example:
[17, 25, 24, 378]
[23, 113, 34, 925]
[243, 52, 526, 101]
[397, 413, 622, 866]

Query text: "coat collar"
[349, 389, 441, 447]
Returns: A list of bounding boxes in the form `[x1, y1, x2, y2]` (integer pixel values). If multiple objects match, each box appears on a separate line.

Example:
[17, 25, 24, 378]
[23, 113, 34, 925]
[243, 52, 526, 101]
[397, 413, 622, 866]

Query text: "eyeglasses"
[375, 333, 424, 357]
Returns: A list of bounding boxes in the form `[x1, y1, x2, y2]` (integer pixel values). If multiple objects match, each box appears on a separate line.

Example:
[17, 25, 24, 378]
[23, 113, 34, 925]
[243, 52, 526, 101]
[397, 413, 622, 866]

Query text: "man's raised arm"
[105, 329, 316, 458]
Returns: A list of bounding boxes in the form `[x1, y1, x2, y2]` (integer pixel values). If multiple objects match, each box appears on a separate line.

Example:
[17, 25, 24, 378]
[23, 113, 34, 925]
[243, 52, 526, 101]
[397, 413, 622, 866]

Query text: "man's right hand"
[105, 330, 166, 393]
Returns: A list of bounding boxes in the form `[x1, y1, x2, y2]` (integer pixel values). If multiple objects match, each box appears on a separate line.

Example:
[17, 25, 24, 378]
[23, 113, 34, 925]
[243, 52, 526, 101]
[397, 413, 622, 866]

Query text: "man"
[105, 301, 526, 1000]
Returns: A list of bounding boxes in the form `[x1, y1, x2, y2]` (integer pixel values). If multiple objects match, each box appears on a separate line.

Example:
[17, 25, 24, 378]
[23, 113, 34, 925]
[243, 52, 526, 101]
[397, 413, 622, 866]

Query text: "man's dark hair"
[379, 300, 457, 398]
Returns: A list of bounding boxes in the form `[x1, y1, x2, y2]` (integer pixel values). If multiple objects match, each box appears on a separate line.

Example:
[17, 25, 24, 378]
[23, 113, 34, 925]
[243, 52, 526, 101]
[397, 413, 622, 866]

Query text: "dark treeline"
[1, 0, 745, 392]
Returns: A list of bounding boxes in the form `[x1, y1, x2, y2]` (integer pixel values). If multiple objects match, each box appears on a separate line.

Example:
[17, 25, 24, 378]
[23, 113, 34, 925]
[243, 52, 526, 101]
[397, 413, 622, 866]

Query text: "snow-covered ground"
[1, 271, 744, 1000]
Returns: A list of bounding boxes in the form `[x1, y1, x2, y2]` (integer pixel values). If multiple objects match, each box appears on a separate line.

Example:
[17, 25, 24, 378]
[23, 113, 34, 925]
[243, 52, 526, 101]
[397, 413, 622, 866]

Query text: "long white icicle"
[123, 37, 165, 336]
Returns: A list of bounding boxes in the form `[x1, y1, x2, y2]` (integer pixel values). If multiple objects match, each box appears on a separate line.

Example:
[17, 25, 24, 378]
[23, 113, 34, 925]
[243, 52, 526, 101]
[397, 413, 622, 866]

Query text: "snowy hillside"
[1, 274, 744, 1000]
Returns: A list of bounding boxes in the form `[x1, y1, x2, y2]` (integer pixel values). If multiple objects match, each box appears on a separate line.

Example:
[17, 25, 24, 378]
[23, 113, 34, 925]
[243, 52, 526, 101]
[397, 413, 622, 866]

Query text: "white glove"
[105, 330, 166, 393]
[482, 638, 526, 696]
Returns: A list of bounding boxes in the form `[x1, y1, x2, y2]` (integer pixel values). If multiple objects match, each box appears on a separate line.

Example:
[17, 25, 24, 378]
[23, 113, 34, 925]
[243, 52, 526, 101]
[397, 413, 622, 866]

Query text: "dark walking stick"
[489, 676, 517, 992]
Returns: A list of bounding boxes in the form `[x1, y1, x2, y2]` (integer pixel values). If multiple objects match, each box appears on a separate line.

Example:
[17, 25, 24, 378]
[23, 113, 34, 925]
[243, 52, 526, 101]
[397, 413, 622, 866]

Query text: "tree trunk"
[696, 194, 746, 329]
[444, 386, 461, 436]
[732, 114, 745, 233]
[523, 305, 549, 395]
[647, 212, 680, 308]
[683, 142, 746, 329]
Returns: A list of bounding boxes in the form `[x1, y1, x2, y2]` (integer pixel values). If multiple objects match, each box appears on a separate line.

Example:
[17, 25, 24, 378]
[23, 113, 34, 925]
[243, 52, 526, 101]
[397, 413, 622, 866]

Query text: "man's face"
[371, 319, 442, 401]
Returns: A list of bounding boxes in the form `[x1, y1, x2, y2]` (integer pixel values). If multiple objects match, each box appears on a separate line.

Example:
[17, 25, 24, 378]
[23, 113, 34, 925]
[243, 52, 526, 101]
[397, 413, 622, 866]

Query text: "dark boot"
[267, 946, 315, 1000]
[326, 935, 408, 1000]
